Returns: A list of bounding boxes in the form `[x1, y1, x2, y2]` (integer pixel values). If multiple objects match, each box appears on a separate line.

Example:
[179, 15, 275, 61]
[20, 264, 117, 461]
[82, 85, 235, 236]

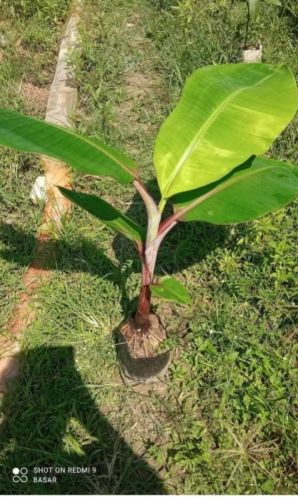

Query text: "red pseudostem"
[133, 179, 177, 332]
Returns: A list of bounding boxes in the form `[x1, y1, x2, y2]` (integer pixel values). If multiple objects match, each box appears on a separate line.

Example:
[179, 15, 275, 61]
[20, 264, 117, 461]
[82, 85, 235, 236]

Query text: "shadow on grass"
[0, 181, 229, 318]
[0, 222, 135, 319]
[0, 345, 166, 494]
[0, 187, 229, 493]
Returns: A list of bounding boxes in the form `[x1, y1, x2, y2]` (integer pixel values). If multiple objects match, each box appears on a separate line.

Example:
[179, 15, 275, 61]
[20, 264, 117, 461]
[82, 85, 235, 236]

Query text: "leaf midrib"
[0, 110, 137, 178]
[175, 161, 287, 219]
[59, 187, 145, 242]
[163, 71, 275, 198]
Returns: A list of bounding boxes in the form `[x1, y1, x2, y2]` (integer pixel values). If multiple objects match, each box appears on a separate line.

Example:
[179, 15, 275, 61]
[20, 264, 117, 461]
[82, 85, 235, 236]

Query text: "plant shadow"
[0, 222, 135, 320]
[0, 179, 229, 317]
[0, 345, 166, 494]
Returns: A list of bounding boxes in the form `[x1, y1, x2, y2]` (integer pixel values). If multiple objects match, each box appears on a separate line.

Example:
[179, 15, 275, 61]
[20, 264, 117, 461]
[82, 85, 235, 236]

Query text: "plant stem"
[132, 181, 155, 328]
[135, 283, 151, 331]
[158, 197, 167, 213]
[133, 180, 177, 330]
[135, 217, 177, 331]
[158, 213, 178, 237]
[141, 258, 151, 286]
[133, 179, 161, 246]
[244, 1, 251, 47]
[137, 285, 151, 316]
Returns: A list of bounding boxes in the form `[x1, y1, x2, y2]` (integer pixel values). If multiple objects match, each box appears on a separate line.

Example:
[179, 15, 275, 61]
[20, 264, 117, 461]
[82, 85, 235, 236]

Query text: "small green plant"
[172, 0, 195, 28]
[244, 0, 281, 46]
[0, 63, 297, 341]
[247, 0, 281, 21]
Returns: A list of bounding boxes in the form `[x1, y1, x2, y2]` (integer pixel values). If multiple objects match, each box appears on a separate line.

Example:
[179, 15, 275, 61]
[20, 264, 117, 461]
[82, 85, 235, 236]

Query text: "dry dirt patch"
[21, 82, 49, 115]
[124, 72, 159, 97]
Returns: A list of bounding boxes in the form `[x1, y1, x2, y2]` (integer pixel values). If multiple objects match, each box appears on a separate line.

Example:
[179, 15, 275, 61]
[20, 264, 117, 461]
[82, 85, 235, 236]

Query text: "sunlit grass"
[0, 0, 297, 493]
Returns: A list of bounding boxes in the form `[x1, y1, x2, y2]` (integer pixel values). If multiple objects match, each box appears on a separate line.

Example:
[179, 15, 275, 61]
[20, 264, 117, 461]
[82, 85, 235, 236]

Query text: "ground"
[0, 0, 297, 494]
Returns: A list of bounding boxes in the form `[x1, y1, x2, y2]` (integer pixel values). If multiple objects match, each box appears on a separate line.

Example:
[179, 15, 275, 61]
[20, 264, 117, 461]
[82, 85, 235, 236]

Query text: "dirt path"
[112, 6, 167, 166]
[0, 1, 81, 392]
[117, 12, 163, 150]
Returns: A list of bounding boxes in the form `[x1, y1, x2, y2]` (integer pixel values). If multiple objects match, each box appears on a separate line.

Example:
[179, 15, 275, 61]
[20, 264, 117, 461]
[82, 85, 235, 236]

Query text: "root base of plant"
[117, 313, 171, 383]
[121, 313, 166, 359]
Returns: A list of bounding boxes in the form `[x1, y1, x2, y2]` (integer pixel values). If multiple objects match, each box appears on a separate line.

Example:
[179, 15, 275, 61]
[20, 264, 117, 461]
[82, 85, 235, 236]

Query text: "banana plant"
[247, 0, 281, 21]
[0, 63, 297, 333]
[244, 0, 281, 46]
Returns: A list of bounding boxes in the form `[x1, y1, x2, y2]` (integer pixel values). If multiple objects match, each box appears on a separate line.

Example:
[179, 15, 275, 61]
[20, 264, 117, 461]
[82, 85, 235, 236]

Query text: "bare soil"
[21, 82, 49, 115]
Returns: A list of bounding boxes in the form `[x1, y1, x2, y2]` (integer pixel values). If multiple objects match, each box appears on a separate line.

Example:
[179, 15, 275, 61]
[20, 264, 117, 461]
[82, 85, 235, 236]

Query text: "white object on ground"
[242, 45, 262, 63]
[30, 0, 82, 205]
[29, 175, 48, 204]
[0, 2, 82, 394]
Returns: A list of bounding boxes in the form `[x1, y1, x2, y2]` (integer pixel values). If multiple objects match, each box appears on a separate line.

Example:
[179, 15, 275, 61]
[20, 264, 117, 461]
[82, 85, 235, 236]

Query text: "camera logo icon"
[12, 467, 28, 483]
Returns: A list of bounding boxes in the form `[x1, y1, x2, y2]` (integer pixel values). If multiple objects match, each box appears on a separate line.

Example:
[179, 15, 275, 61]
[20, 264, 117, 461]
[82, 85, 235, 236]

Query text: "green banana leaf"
[151, 276, 191, 304]
[59, 187, 145, 243]
[248, 0, 259, 20]
[172, 156, 298, 225]
[0, 109, 137, 184]
[264, 0, 281, 6]
[249, 0, 281, 21]
[154, 64, 297, 199]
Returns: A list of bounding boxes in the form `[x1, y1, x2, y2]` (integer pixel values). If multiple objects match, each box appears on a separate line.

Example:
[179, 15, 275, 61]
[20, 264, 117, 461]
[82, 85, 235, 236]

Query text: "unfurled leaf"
[0, 109, 138, 184]
[172, 156, 298, 224]
[151, 276, 191, 304]
[154, 64, 297, 199]
[248, 0, 259, 20]
[264, 0, 281, 6]
[59, 187, 145, 243]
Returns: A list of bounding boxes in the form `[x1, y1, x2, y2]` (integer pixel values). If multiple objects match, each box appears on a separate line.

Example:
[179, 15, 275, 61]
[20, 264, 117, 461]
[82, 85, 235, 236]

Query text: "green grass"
[0, 0, 70, 329]
[0, 0, 297, 494]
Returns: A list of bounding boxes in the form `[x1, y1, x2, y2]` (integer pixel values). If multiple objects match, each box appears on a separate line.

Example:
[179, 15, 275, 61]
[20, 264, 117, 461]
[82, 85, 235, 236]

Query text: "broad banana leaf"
[0, 109, 138, 184]
[154, 64, 297, 199]
[151, 276, 191, 304]
[172, 156, 298, 225]
[59, 187, 145, 243]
